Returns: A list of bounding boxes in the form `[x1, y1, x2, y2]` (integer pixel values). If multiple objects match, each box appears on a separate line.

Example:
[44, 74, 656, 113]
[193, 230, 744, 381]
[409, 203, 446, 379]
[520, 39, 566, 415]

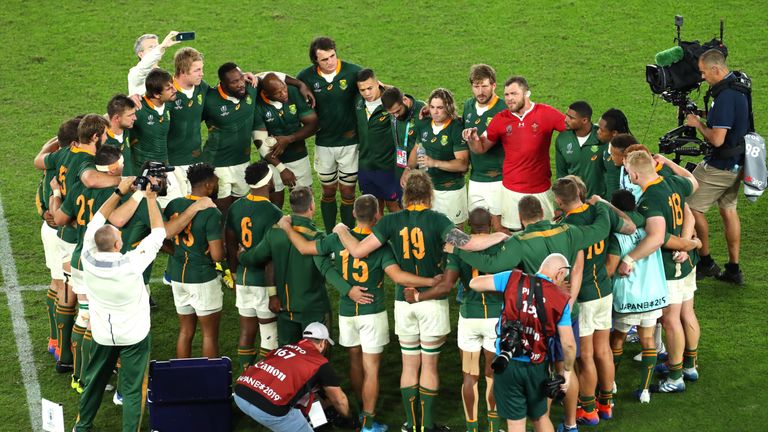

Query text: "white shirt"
[128, 46, 164, 96]
[82, 211, 165, 345]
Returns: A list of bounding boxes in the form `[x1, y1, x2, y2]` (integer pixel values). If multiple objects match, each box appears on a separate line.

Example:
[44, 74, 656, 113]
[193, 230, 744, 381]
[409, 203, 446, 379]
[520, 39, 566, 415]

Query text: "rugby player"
[555, 101, 606, 197]
[104, 95, 137, 176]
[597, 108, 632, 199]
[381, 87, 426, 188]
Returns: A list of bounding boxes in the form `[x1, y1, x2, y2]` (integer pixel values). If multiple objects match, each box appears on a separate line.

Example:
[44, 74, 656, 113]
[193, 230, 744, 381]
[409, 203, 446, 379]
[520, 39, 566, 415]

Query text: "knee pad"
[338, 170, 358, 186]
[421, 335, 445, 356]
[259, 321, 278, 351]
[399, 334, 421, 356]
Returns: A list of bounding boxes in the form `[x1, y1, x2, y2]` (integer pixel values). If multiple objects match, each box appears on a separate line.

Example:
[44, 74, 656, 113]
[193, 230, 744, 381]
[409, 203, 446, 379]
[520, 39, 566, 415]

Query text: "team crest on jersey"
[147, 114, 155, 125]
[474, 118, 481, 125]
[591, 145, 598, 152]
[506, 125, 512, 135]
[340, 79, 347, 90]
[440, 135, 448, 146]
[531, 122, 539, 133]
[486, 117, 492, 126]
[197, 94, 203, 105]
[246, 95, 252, 105]
[220, 105, 229, 117]
[566, 142, 573, 154]
[289, 104, 297, 115]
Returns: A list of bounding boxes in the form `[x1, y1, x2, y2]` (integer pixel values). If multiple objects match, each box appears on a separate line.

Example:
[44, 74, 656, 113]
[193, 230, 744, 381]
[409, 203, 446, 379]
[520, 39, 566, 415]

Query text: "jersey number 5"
[399, 227, 425, 260]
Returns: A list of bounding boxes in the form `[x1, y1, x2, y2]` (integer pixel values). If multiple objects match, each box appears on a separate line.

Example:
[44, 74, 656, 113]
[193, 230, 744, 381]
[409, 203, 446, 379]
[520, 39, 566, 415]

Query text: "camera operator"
[685, 49, 749, 284]
[73, 177, 164, 432]
[469, 254, 576, 432]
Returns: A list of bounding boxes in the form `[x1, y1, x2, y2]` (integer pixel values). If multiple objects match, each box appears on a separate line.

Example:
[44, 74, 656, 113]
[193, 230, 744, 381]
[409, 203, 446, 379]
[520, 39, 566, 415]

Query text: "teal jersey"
[131, 96, 171, 173]
[462, 96, 506, 182]
[253, 86, 314, 163]
[555, 126, 607, 197]
[163, 196, 223, 283]
[316, 228, 397, 317]
[355, 95, 395, 171]
[167, 79, 210, 165]
[202, 84, 258, 167]
[297, 60, 363, 147]
[225, 194, 283, 286]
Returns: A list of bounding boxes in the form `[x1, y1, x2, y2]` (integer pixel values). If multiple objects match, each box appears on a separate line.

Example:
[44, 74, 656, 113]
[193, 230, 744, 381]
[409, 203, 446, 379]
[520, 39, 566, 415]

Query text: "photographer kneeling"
[469, 253, 576, 432]
[73, 177, 165, 432]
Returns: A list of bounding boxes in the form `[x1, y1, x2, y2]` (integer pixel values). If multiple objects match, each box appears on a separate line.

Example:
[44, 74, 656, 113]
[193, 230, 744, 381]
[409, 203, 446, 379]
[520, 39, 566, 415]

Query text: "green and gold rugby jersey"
[53, 146, 96, 243]
[202, 84, 258, 167]
[297, 60, 362, 147]
[462, 95, 505, 182]
[638, 176, 698, 280]
[163, 195, 223, 283]
[555, 126, 607, 197]
[38, 148, 67, 220]
[355, 95, 395, 171]
[447, 243, 504, 319]
[563, 203, 624, 302]
[372, 204, 455, 301]
[603, 148, 622, 199]
[315, 227, 397, 317]
[225, 194, 283, 287]
[59, 182, 114, 270]
[119, 197, 167, 253]
[253, 86, 314, 163]
[413, 118, 468, 191]
[392, 96, 426, 180]
[104, 128, 134, 176]
[167, 79, 210, 166]
[239, 215, 336, 319]
[131, 96, 171, 173]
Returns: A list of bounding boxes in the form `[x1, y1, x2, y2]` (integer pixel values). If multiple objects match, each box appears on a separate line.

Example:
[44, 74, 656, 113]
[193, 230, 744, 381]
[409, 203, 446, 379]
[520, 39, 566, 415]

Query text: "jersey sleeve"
[638, 195, 664, 219]
[707, 91, 737, 129]
[314, 254, 352, 296]
[456, 238, 523, 274]
[554, 136, 567, 178]
[570, 203, 611, 250]
[239, 229, 273, 266]
[669, 175, 694, 198]
[557, 303, 572, 327]
[371, 215, 393, 244]
[380, 245, 398, 269]
[492, 270, 513, 292]
[205, 209, 223, 241]
[314, 234, 338, 256]
[445, 252, 461, 272]
[294, 88, 314, 118]
[485, 114, 502, 143]
[548, 106, 567, 133]
[43, 151, 58, 170]
[436, 213, 456, 239]
[252, 105, 267, 131]
[606, 234, 621, 257]
[452, 123, 468, 153]
[59, 188, 78, 218]
[608, 205, 624, 233]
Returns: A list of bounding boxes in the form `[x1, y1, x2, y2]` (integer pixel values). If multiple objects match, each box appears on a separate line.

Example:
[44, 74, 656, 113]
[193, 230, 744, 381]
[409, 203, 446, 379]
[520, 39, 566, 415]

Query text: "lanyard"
[393, 110, 413, 149]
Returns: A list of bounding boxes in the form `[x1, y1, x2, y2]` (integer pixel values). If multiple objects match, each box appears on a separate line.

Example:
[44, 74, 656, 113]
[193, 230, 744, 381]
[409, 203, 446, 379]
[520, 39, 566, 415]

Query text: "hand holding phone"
[175, 31, 195, 41]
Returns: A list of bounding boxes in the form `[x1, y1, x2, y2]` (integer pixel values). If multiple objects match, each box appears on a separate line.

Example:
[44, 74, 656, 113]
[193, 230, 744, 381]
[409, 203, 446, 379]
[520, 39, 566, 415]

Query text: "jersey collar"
[406, 204, 428, 211]
[509, 102, 535, 121]
[565, 203, 589, 216]
[641, 176, 663, 193]
[478, 94, 500, 110]
[70, 145, 95, 156]
[217, 85, 240, 103]
[316, 59, 343, 76]
[186, 194, 202, 201]
[353, 226, 372, 235]
[246, 193, 270, 202]
[431, 118, 452, 131]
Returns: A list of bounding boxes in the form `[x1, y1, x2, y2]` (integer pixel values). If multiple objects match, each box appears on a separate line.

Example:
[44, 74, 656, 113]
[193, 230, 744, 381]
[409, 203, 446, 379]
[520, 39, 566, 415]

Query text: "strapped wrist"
[266, 286, 277, 296]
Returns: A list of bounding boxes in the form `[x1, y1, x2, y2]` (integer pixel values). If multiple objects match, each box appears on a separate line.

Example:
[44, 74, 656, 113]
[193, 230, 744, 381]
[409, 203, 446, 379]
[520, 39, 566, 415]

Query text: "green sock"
[579, 395, 596, 413]
[641, 349, 656, 390]
[258, 347, 271, 361]
[488, 410, 500, 431]
[320, 197, 337, 233]
[683, 348, 698, 369]
[46, 288, 58, 341]
[668, 361, 683, 380]
[419, 386, 437, 429]
[598, 390, 613, 407]
[71, 324, 86, 380]
[237, 346, 257, 371]
[360, 411, 375, 429]
[55, 304, 76, 364]
[81, 330, 93, 386]
[340, 197, 355, 227]
[400, 385, 419, 430]
[612, 347, 623, 373]
[465, 419, 478, 432]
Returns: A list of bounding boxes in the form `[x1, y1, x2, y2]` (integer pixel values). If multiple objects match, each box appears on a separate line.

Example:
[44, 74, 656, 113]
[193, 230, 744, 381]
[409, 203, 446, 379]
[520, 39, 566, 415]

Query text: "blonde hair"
[174, 47, 204, 76]
[561, 175, 587, 202]
[625, 150, 655, 176]
[402, 170, 434, 207]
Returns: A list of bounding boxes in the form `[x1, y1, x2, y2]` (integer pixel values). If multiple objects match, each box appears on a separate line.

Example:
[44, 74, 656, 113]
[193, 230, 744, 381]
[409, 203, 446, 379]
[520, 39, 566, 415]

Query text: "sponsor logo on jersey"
[197, 94, 203, 105]
[235, 103, 241, 111]
[441, 135, 448, 145]
[591, 155, 598, 161]
[486, 117, 492, 126]
[506, 125, 513, 135]
[340, 79, 348, 90]
[246, 95, 252, 105]
[187, 100, 193, 107]
[531, 122, 539, 133]
[289, 104, 297, 115]
[474, 118, 481, 125]
[327, 84, 333, 91]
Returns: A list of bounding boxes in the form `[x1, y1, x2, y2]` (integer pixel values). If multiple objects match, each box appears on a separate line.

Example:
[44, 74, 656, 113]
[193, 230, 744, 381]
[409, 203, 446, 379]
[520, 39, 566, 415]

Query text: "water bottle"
[416, 144, 428, 171]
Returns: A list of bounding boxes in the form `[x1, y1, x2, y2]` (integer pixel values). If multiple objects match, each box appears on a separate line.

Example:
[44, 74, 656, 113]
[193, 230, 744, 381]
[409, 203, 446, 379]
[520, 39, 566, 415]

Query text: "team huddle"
[33, 33, 732, 432]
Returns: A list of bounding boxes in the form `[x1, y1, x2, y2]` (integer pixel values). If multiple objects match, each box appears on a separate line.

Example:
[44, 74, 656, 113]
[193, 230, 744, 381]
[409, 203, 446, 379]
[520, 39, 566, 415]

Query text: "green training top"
[225, 194, 283, 287]
[555, 126, 607, 197]
[297, 60, 362, 147]
[462, 95, 506, 182]
[167, 79, 210, 166]
[372, 204, 455, 301]
[563, 203, 624, 302]
[637, 175, 698, 280]
[447, 242, 504, 319]
[104, 129, 134, 176]
[392, 96, 426, 181]
[131, 96, 171, 173]
[59, 183, 114, 271]
[355, 95, 395, 171]
[202, 85, 258, 167]
[49, 146, 95, 243]
[456, 202, 613, 275]
[163, 195, 223, 284]
[603, 148, 621, 199]
[253, 86, 314, 163]
[239, 215, 347, 319]
[316, 227, 397, 317]
[413, 118, 468, 191]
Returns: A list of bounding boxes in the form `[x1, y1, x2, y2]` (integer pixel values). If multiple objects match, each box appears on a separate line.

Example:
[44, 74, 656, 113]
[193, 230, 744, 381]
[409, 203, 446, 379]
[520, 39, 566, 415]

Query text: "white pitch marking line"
[0, 197, 43, 431]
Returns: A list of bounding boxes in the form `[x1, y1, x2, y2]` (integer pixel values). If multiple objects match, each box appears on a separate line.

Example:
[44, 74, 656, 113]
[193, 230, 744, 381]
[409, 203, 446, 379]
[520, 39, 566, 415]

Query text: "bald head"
[262, 73, 288, 103]
[95, 225, 121, 252]
[537, 253, 570, 286]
